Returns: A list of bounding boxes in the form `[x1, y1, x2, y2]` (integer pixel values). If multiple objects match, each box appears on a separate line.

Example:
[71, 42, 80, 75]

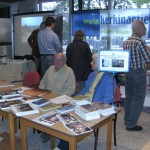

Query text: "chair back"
[114, 85, 122, 103]
[23, 71, 40, 87]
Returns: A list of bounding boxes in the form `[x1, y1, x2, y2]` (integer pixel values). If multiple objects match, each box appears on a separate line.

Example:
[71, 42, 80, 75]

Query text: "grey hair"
[92, 53, 98, 62]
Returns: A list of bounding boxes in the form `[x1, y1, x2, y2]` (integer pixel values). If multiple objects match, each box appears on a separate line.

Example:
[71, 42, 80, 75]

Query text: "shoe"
[126, 125, 143, 131]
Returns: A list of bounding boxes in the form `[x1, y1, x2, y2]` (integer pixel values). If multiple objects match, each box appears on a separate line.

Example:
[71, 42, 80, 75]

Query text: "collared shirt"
[123, 33, 150, 69]
[37, 27, 62, 55]
[39, 65, 75, 96]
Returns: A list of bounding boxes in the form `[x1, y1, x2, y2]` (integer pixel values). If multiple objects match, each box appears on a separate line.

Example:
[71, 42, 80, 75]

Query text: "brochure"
[58, 113, 93, 135]
[34, 111, 60, 126]
[11, 103, 39, 116]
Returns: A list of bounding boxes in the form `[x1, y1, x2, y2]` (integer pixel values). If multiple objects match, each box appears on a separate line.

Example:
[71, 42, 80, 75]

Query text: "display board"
[72, 9, 150, 50]
[98, 50, 130, 73]
[13, 11, 63, 57]
[72, 10, 100, 36]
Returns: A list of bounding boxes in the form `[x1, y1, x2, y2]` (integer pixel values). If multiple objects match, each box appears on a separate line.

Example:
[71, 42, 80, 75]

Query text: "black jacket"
[66, 39, 92, 81]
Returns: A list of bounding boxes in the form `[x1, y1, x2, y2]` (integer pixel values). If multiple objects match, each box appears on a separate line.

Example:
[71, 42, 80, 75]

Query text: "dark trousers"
[124, 69, 146, 128]
[57, 139, 69, 150]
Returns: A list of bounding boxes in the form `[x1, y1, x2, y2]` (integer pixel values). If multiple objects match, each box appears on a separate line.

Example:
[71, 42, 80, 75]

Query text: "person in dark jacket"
[66, 30, 92, 93]
[27, 21, 45, 73]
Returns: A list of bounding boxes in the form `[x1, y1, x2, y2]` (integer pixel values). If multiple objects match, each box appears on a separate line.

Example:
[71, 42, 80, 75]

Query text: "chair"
[23, 71, 40, 87]
[11, 71, 40, 88]
[9, 71, 40, 130]
[94, 85, 122, 150]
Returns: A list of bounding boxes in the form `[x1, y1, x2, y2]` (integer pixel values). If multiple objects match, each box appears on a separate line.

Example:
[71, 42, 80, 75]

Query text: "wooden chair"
[94, 85, 122, 150]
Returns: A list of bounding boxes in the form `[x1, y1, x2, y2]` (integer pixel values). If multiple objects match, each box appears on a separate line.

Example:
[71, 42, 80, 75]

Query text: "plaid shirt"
[123, 33, 150, 69]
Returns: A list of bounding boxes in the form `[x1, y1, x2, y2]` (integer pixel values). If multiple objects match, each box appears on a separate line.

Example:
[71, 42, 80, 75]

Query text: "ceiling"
[0, 0, 25, 8]
[0, 0, 23, 3]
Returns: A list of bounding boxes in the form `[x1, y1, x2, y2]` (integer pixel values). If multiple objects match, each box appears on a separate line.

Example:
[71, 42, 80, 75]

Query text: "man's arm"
[39, 74, 47, 90]
[53, 34, 62, 53]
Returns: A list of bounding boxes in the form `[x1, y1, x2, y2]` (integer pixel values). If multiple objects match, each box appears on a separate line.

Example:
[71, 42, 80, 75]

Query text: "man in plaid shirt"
[123, 20, 150, 131]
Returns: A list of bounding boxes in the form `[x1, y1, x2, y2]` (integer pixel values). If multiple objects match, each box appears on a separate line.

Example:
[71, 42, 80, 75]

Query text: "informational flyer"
[98, 50, 130, 72]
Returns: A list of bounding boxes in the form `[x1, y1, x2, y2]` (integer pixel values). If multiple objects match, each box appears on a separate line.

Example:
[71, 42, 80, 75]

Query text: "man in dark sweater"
[66, 30, 92, 93]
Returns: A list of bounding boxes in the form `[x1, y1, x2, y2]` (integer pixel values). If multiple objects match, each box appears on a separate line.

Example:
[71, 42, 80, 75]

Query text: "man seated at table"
[39, 52, 76, 142]
[55, 53, 117, 150]
[39, 52, 75, 96]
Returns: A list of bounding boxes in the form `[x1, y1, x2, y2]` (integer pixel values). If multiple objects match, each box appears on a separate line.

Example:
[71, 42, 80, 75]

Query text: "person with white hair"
[123, 19, 150, 131]
[55, 52, 116, 150]
[78, 52, 116, 103]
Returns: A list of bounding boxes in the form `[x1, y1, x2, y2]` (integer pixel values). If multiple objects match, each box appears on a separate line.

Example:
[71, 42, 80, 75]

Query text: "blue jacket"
[79, 71, 116, 104]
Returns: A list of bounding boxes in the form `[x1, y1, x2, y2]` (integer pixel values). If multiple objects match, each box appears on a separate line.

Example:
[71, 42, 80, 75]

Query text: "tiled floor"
[0, 106, 150, 150]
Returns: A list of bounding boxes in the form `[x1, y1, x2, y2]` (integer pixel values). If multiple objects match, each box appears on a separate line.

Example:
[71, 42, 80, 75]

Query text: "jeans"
[124, 69, 146, 128]
[34, 56, 40, 73]
[40, 55, 54, 79]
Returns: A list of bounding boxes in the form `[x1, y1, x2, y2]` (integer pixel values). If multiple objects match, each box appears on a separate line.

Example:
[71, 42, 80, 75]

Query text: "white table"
[0, 59, 36, 83]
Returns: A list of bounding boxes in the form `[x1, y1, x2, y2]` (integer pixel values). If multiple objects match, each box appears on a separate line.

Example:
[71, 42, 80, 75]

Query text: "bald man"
[39, 52, 75, 143]
[39, 52, 76, 96]
[123, 20, 150, 131]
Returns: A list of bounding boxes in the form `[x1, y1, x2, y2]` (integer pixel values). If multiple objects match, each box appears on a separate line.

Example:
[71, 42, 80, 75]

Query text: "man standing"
[123, 20, 150, 131]
[27, 21, 45, 73]
[66, 30, 92, 92]
[38, 16, 62, 78]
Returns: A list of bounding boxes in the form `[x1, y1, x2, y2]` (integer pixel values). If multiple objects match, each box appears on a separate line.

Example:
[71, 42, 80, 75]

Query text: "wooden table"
[0, 81, 20, 150]
[0, 82, 58, 150]
[0, 81, 114, 150]
[20, 111, 113, 150]
[0, 109, 17, 150]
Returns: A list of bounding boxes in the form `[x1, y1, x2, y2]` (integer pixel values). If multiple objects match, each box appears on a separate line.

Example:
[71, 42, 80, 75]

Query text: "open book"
[11, 103, 39, 116]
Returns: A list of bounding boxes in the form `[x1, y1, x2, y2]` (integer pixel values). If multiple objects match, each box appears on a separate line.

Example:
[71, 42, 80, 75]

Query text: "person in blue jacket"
[78, 52, 116, 104]
[79, 68, 116, 104]
[54, 53, 117, 150]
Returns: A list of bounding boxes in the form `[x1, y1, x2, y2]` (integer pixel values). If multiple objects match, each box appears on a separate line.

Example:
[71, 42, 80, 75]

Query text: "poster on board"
[98, 50, 130, 73]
